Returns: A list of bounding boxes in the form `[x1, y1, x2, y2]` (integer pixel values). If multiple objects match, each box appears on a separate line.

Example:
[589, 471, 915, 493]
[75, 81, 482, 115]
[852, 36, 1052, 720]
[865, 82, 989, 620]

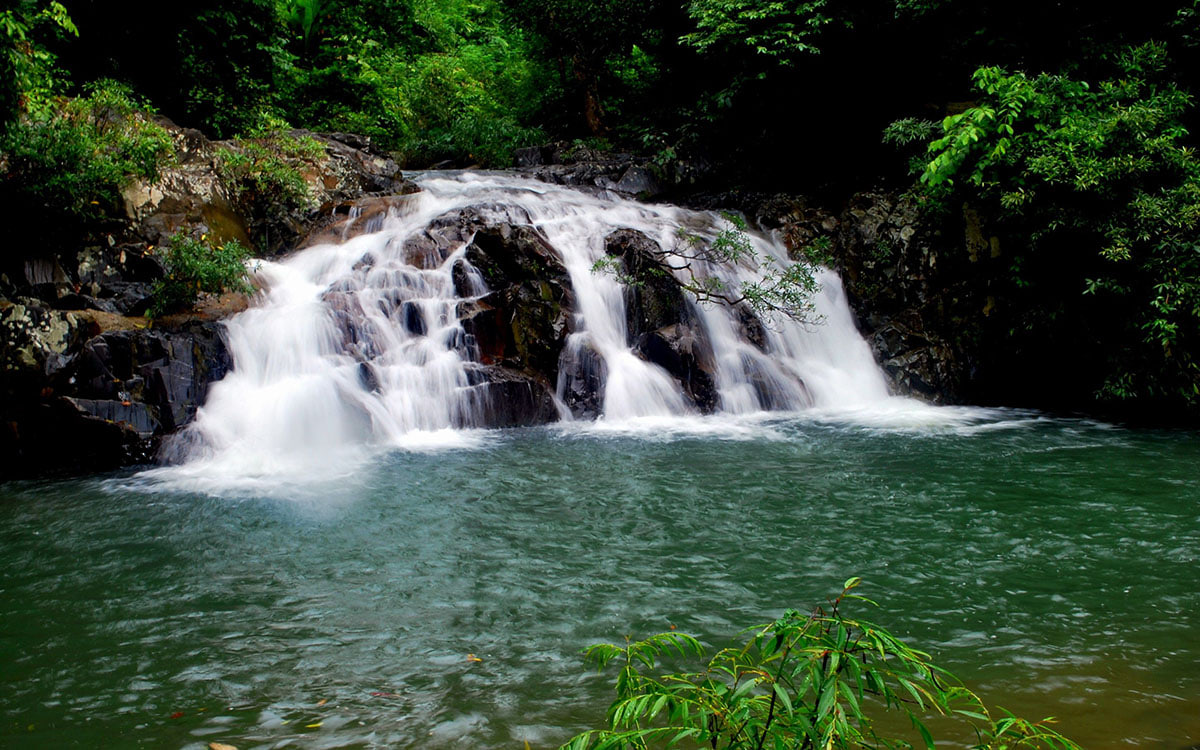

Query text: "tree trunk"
[572, 54, 607, 136]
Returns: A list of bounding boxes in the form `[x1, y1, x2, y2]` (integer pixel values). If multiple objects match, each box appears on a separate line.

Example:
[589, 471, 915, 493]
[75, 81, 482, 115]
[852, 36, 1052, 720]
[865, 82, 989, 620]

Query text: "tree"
[910, 43, 1200, 413]
[502, 0, 660, 135]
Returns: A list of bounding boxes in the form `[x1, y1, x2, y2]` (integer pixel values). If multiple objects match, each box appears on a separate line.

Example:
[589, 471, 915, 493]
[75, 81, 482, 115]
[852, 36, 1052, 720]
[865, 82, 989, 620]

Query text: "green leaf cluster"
[565, 579, 1081, 750]
[149, 232, 254, 317]
[216, 131, 321, 214]
[0, 0, 75, 124]
[0, 79, 174, 227]
[912, 43, 1200, 410]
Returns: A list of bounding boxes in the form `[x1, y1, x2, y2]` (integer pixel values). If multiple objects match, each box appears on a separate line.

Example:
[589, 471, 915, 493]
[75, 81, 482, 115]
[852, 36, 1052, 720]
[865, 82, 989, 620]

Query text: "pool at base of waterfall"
[2, 413, 1198, 749]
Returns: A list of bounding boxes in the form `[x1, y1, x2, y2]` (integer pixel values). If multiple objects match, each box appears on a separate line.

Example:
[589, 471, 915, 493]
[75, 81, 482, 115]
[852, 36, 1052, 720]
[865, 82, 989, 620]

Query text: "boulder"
[461, 365, 559, 428]
[556, 336, 607, 419]
[459, 224, 574, 386]
[0, 309, 230, 477]
[603, 229, 718, 412]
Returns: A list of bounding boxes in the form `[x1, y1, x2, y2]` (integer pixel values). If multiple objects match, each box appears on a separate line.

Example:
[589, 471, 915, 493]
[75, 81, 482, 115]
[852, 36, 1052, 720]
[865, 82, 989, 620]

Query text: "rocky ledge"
[0, 121, 415, 479]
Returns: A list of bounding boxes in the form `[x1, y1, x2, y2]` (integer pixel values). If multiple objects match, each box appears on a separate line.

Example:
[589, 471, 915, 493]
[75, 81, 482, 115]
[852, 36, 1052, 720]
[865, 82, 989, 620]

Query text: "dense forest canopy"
[2, 0, 1199, 416]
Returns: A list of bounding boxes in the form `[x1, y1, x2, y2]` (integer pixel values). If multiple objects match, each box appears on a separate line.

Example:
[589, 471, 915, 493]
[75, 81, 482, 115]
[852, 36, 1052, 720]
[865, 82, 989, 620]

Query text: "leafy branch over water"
[564, 578, 1081, 750]
[594, 213, 829, 324]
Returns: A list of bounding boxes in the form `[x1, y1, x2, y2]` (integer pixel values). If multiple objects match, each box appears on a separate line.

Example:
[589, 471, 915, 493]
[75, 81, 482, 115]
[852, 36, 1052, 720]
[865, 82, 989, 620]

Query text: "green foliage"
[564, 579, 1082, 750]
[499, 0, 660, 135]
[276, 0, 550, 165]
[911, 43, 1200, 410]
[0, 0, 75, 123]
[216, 131, 320, 213]
[682, 0, 836, 61]
[175, 0, 287, 138]
[0, 79, 174, 225]
[149, 233, 253, 316]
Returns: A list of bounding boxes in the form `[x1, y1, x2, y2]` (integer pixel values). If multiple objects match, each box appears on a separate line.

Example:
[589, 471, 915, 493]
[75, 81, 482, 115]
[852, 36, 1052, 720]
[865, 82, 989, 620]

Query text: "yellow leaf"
[305, 722, 323, 729]
[208, 744, 238, 750]
[467, 653, 482, 663]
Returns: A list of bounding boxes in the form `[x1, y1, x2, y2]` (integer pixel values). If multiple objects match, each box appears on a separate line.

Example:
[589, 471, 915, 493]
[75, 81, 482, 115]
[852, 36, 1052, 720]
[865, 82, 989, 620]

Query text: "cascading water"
[149, 171, 931, 488]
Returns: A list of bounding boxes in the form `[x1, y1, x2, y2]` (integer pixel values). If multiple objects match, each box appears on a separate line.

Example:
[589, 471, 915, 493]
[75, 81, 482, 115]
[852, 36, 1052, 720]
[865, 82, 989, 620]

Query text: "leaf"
[837, 680, 862, 719]
[912, 717, 935, 750]
[772, 682, 795, 716]
[817, 678, 837, 720]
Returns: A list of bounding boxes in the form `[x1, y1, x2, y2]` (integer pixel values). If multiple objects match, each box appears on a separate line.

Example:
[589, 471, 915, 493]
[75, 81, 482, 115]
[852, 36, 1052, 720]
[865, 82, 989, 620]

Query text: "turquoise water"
[1, 413, 1198, 748]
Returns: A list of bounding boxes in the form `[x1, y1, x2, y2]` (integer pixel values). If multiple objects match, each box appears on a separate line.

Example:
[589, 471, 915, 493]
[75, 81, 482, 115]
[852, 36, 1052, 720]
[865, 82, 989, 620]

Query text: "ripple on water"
[0, 414, 1198, 749]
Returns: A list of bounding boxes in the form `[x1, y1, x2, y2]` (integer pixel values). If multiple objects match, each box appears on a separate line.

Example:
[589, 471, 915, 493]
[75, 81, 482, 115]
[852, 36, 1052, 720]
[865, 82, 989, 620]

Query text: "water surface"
[1, 413, 1198, 748]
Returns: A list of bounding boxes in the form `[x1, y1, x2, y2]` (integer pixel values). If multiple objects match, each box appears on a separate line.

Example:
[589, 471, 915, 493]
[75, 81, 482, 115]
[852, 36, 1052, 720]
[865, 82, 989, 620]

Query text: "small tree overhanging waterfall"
[149, 171, 945, 486]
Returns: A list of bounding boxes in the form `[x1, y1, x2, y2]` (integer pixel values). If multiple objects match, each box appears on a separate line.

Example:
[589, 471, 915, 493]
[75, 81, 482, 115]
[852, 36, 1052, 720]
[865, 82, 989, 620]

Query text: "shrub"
[0, 79, 174, 229]
[215, 133, 318, 214]
[565, 579, 1081, 750]
[149, 233, 253, 317]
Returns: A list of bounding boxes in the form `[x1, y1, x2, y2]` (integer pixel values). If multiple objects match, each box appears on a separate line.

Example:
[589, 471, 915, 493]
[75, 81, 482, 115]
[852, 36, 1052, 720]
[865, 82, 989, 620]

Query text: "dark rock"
[0, 313, 230, 478]
[634, 325, 718, 413]
[459, 224, 574, 385]
[736, 304, 768, 352]
[65, 397, 158, 436]
[460, 365, 559, 427]
[513, 145, 551, 167]
[401, 301, 426, 336]
[557, 337, 607, 419]
[358, 361, 381, 392]
[614, 165, 663, 198]
[830, 191, 979, 402]
[603, 229, 719, 412]
[604, 228, 693, 342]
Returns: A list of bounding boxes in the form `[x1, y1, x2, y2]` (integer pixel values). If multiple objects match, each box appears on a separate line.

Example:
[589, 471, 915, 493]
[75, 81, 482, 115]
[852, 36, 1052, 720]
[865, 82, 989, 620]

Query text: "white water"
[147, 171, 982, 490]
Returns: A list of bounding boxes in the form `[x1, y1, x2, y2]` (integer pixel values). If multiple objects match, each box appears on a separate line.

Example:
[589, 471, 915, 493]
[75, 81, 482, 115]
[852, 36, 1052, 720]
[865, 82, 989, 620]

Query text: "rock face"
[0, 305, 230, 477]
[516, 141, 712, 200]
[737, 190, 986, 404]
[0, 117, 417, 478]
[604, 229, 718, 412]
[457, 222, 574, 424]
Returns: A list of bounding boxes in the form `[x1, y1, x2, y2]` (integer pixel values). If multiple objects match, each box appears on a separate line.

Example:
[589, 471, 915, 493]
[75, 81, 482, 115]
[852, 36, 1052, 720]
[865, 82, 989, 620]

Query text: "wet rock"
[867, 315, 962, 402]
[515, 141, 708, 199]
[460, 366, 560, 428]
[459, 224, 574, 385]
[557, 337, 607, 419]
[604, 228, 694, 341]
[0, 316, 230, 478]
[735, 304, 768, 352]
[604, 228, 718, 412]
[634, 325, 718, 413]
[401, 302, 426, 336]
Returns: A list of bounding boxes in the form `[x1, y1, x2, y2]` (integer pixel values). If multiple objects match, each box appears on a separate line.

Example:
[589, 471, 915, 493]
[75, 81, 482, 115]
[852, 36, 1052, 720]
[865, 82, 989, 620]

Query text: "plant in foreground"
[563, 578, 1080, 750]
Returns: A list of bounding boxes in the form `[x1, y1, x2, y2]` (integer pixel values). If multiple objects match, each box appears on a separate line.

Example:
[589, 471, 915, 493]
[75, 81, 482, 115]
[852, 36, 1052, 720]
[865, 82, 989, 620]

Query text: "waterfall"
[150, 171, 926, 486]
